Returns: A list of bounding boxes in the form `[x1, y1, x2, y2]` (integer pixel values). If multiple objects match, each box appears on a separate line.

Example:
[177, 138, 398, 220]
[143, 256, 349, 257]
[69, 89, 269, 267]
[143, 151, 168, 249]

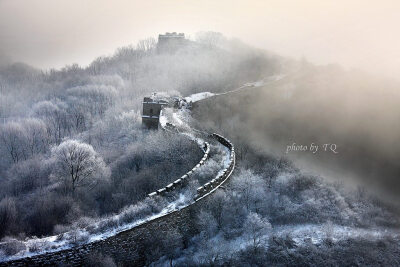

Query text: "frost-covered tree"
[162, 229, 183, 267]
[0, 197, 17, 237]
[33, 100, 70, 144]
[244, 212, 272, 254]
[50, 140, 110, 194]
[136, 37, 156, 52]
[0, 119, 48, 166]
[231, 169, 267, 212]
[23, 118, 48, 156]
[197, 210, 218, 237]
[0, 122, 27, 163]
[67, 85, 116, 117]
[5, 156, 50, 196]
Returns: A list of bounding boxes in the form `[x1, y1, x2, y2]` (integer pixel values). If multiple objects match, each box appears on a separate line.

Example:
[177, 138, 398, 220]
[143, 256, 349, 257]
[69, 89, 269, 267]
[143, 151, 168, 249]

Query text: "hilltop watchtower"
[157, 32, 186, 53]
[142, 95, 169, 129]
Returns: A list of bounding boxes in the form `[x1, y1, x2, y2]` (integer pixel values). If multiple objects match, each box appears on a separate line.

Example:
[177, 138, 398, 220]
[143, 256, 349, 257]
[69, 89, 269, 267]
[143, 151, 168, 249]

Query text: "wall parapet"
[1, 133, 235, 267]
[147, 142, 210, 197]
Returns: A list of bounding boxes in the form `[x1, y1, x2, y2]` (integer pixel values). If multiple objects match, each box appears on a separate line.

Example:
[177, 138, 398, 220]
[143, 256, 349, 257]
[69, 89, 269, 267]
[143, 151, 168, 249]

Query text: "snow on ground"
[1, 88, 234, 263]
[226, 75, 286, 94]
[160, 223, 399, 266]
[161, 107, 192, 132]
[172, 75, 287, 110]
[273, 224, 399, 246]
[213, 145, 232, 179]
[185, 92, 215, 103]
[3, 78, 262, 263]
[159, 109, 167, 128]
[172, 112, 184, 126]
[183, 74, 287, 105]
[1, 193, 190, 262]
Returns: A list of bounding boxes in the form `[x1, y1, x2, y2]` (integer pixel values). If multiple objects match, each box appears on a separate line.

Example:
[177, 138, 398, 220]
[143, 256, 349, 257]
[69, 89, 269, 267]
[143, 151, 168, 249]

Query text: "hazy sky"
[0, 0, 399, 77]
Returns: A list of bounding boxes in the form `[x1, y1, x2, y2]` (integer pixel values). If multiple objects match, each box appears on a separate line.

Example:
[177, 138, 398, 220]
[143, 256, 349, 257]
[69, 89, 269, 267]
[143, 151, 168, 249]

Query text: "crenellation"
[2, 133, 235, 267]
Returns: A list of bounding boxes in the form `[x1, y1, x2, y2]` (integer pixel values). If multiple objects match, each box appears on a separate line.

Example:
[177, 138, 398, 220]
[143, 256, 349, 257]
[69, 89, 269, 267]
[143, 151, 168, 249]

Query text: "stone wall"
[1, 134, 235, 267]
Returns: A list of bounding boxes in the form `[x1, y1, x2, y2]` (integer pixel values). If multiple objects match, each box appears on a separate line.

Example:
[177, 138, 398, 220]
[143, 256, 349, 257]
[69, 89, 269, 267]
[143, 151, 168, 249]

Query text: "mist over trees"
[146, 146, 400, 266]
[1, 32, 399, 265]
[0, 32, 280, 242]
[192, 66, 400, 203]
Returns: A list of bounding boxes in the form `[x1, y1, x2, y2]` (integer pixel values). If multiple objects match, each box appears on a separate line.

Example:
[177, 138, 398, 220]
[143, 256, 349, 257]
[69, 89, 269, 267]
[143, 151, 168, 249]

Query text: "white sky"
[0, 0, 399, 78]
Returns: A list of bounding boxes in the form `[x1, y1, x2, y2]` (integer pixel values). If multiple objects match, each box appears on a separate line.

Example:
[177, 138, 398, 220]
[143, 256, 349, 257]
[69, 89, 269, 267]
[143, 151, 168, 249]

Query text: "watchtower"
[157, 32, 186, 53]
[142, 95, 168, 129]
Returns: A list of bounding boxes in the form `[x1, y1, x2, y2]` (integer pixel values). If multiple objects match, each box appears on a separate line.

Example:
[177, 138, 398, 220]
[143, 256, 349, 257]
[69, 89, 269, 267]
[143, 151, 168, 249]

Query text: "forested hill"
[0, 33, 282, 259]
[0, 33, 282, 120]
[191, 65, 400, 202]
[1, 33, 400, 266]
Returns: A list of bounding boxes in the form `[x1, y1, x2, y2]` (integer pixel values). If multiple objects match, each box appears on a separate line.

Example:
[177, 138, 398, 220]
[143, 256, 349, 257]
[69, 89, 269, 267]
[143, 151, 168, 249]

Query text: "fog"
[0, 33, 281, 243]
[192, 65, 400, 202]
[0, 0, 399, 78]
[1, 8, 400, 262]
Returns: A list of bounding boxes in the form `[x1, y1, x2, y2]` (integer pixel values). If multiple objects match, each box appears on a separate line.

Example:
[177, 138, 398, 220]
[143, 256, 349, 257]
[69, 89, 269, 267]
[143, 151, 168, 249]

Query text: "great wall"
[0, 136, 234, 266]
[0, 91, 236, 266]
[0, 75, 289, 266]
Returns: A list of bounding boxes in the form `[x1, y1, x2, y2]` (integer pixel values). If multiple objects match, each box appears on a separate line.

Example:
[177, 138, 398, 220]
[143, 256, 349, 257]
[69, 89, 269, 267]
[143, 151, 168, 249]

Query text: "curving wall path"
[147, 141, 210, 197]
[0, 77, 288, 266]
[1, 133, 235, 266]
